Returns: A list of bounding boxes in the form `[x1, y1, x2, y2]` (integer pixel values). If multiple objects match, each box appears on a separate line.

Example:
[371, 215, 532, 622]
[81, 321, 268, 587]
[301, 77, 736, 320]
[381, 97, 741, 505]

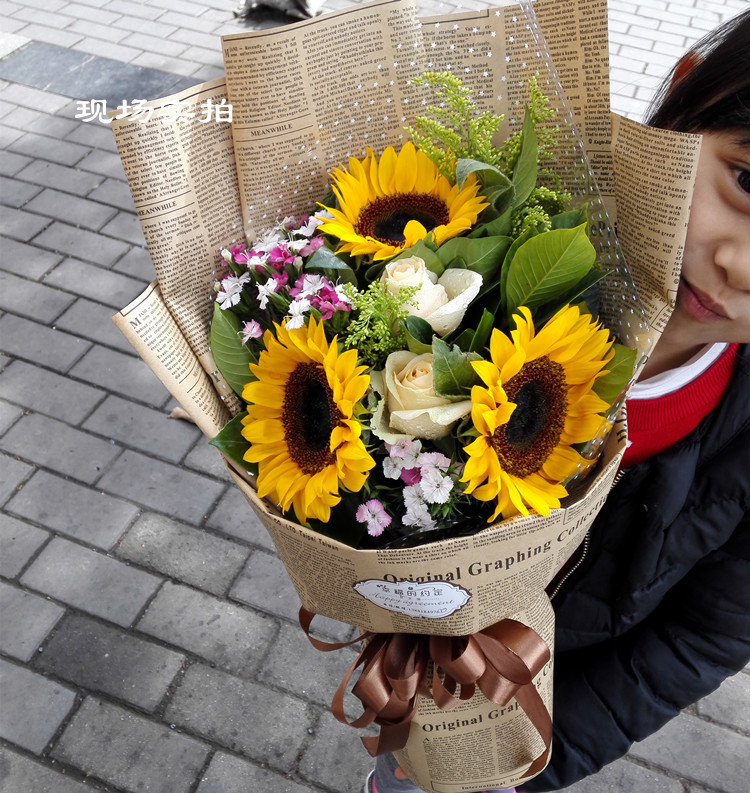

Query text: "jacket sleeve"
[520, 515, 750, 792]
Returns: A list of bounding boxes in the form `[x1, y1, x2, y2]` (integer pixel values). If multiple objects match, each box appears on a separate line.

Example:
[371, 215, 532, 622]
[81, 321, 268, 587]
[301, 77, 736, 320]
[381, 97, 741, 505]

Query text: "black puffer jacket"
[522, 344, 750, 792]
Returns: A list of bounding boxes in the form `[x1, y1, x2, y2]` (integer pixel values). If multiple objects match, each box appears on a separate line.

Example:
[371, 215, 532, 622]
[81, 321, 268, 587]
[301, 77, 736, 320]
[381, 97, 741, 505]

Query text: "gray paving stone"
[54, 296, 137, 353]
[6, 469, 138, 548]
[51, 696, 210, 793]
[230, 548, 302, 623]
[64, 2, 120, 26]
[87, 176, 139, 212]
[0, 313, 90, 372]
[75, 148, 127, 180]
[9, 6, 76, 30]
[0, 398, 22, 435]
[184, 435, 233, 479]
[0, 746, 88, 793]
[14, 159, 104, 195]
[0, 203, 51, 241]
[83, 394, 201, 462]
[0, 657, 76, 754]
[0, 104, 43, 132]
[0, 172, 41, 206]
[120, 30, 188, 57]
[24, 112, 80, 140]
[196, 752, 313, 793]
[98, 450, 226, 525]
[111, 243, 155, 281]
[297, 708, 374, 792]
[8, 23, 83, 49]
[629, 711, 750, 793]
[116, 512, 248, 594]
[0, 411, 121, 483]
[68, 18, 129, 43]
[206, 483, 277, 551]
[100, 210, 147, 246]
[0, 512, 49, 579]
[8, 131, 90, 167]
[20, 537, 162, 626]
[35, 612, 185, 712]
[557, 757, 684, 793]
[0, 122, 23, 149]
[0, 269, 76, 322]
[69, 344, 171, 407]
[0, 148, 31, 176]
[261, 621, 360, 709]
[164, 662, 311, 770]
[0, 236, 63, 279]
[24, 187, 118, 231]
[64, 118, 118, 151]
[696, 671, 750, 733]
[0, 360, 106, 424]
[130, 51, 201, 78]
[105, 0, 163, 20]
[0, 451, 32, 504]
[137, 580, 276, 675]
[33, 221, 130, 267]
[0, 581, 65, 661]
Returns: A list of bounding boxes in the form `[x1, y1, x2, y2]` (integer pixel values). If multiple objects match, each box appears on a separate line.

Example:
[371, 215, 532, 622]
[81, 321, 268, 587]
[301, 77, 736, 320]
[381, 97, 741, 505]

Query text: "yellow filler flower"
[461, 305, 614, 521]
[241, 316, 375, 524]
[317, 141, 488, 261]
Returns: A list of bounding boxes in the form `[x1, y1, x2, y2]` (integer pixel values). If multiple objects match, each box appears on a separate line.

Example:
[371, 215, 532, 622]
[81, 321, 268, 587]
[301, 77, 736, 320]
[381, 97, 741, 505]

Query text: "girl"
[368, 7, 750, 792]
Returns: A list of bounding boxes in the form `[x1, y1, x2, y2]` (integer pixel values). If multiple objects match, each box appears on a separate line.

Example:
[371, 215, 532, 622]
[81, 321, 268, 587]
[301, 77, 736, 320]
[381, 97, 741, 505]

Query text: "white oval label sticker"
[353, 579, 471, 618]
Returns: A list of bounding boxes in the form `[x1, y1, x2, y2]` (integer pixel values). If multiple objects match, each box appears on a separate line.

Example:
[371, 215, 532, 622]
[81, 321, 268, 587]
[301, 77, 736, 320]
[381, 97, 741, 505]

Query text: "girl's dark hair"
[646, 8, 750, 133]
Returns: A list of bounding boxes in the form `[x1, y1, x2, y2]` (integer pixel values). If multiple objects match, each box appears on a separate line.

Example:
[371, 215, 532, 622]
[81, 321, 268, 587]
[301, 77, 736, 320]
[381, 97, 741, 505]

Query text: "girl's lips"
[678, 279, 730, 321]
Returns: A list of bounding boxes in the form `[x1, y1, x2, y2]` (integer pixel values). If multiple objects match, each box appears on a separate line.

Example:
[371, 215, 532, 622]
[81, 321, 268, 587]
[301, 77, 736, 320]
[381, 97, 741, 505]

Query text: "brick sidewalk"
[1, 1, 748, 792]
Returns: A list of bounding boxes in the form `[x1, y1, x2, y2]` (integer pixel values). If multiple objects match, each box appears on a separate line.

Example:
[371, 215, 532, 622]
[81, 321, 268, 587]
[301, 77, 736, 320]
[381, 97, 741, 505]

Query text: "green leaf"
[435, 235, 511, 282]
[505, 224, 596, 318]
[593, 343, 638, 407]
[403, 315, 434, 354]
[456, 158, 512, 191]
[469, 309, 495, 354]
[498, 225, 538, 316]
[306, 246, 358, 286]
[209, 302, 256, 398]
[452, 328, 474, 352]
[531, 267, 610, 327]
[209, 413, 255, 472]
[469, 207, 513, 239]
[550, 206, 589, 230]
[432, 337, 481, 400]
[364, 260, 385, 283]
[511, 108, 538, 210]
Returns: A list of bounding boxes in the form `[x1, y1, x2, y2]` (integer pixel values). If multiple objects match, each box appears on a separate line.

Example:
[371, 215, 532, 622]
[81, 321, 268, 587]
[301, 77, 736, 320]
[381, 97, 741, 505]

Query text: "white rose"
[382, 256, 449, 322]
[373, 351, 472, 440]
[381, 257, 483, 337]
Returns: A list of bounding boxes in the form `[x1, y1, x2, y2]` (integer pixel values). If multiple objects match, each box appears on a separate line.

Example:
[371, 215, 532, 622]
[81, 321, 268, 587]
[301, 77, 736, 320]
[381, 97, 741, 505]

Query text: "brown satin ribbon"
[299, 607, 552, 775]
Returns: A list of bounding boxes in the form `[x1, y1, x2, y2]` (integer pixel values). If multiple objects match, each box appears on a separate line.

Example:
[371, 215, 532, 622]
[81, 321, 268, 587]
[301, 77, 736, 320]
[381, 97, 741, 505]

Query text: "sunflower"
[241, 316, 375, 524]
[317, 142, 488, 261]
[461, 305, 614, 521]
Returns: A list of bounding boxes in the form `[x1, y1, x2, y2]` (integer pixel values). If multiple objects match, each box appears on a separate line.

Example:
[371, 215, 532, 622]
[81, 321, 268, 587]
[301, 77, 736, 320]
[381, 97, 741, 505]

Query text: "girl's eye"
[737, 169, 750, 195]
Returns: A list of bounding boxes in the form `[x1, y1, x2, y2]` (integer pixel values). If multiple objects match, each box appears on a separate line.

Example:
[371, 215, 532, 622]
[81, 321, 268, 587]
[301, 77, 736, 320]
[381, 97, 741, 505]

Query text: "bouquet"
[209, 73, 637, 551]
[108, 1, 677, 789]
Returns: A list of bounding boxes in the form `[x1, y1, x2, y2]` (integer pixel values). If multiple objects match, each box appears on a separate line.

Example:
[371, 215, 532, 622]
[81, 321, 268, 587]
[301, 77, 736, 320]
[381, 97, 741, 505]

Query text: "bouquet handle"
[299, 607, 552, 770]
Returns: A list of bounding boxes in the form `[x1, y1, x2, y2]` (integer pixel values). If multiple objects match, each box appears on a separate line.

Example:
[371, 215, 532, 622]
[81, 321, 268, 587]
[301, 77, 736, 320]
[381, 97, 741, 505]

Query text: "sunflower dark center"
[282, 362, 342, 475]
[355, 193, 450, 246]
[491, 356, 568, 478]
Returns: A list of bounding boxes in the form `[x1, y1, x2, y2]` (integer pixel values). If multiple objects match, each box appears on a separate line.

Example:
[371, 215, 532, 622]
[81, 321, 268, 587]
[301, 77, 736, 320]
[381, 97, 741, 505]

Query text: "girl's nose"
[715, 238, 750, 292]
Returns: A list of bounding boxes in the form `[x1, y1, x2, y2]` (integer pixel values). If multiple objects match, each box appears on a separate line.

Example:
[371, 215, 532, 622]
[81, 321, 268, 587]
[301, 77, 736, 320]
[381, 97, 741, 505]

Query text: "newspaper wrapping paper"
[109, 0, 702, 789]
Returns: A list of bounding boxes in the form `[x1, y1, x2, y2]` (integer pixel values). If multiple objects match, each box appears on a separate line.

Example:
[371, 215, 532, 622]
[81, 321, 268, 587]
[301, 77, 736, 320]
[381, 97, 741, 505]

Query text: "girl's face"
[666, 130, 750, 349]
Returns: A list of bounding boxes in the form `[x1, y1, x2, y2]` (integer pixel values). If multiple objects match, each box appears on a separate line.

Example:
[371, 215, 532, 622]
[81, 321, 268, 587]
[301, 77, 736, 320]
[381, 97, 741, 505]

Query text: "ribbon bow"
[300, 608, 552, 776]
